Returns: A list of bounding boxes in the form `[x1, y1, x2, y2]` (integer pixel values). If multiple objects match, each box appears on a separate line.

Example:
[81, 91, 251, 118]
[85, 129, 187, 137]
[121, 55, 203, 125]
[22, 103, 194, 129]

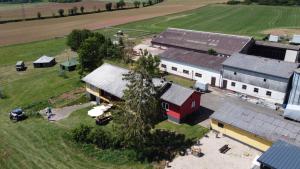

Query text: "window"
[218, 122, 224, 128]
[162, 102, 169, 110]
[231, 82, 236, 87]
[254, 88, 259, 93]
[266, 91, 272, 96]
[234, 72, 237, 75]
[191, 101, 195, 108]
[172, 67, 177, 71]
[264, 78, 267, 82]
[161, 64, 166, 68]
[195, 73, 202, 78]
[183, 69, 189, 74]
[242, 85, 247, 90]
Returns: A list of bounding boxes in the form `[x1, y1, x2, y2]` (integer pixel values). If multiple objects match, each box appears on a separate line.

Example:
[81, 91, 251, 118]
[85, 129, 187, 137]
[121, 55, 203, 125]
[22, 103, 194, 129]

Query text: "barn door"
[211, 77, 216, 86]
[222, 80, 227, 89]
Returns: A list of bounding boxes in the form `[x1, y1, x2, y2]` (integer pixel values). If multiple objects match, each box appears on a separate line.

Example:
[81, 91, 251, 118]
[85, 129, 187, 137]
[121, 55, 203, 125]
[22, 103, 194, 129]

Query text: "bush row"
[0, 0, 165, 24]
[227, 0, 300, 6]
[70, 124, 194, 161]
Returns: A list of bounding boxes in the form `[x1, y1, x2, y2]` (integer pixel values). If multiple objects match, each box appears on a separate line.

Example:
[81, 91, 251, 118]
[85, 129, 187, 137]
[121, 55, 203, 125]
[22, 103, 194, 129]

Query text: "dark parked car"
[16, 61, 26, 71]
[9, 108, 25, 121]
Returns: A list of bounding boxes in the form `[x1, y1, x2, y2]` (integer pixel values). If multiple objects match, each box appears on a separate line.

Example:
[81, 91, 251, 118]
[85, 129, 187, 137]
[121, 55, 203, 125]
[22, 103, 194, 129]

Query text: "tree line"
[227, 0, 300, 6]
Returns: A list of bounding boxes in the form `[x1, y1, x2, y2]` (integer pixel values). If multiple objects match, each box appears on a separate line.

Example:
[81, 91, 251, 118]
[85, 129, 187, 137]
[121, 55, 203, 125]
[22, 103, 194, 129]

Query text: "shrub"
[116, 0, 126, 9]
[134, 0, 141, 8]
[58, 9, 64, 17]
[71, 124, 92, 143]
[148, 0, 152, 5]
[208, 48, 217, 55]
[87, 128, 112, 149]
[37, 12, 42, 19]
[106, 2, 113, 11]
[80, 6, 84, 13]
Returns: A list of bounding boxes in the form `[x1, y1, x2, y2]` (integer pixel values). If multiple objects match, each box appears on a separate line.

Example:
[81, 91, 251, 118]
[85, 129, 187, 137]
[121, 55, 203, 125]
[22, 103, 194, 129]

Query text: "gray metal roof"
[211, 102, 300, 147]
[256, 41, 300, 50]
[257, 140, 300, 169]
[16, 61, 24, 66]
[291, 35, 300, 44]
[33, 55, 54, 64]
[152, 28, 252, 55]
[82, 63, 129, 98]
[160, 83, 194, 106]
[160, 48, 227, 71]
[268, 35, 279, 43]
[222, 53, 299, 79]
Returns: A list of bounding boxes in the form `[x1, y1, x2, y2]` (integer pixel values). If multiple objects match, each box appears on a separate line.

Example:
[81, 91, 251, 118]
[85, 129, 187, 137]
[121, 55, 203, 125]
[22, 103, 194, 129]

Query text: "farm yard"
[2, 2, 300, 169]
[0, 0, 224, 46]
[0, 1, 111, 21]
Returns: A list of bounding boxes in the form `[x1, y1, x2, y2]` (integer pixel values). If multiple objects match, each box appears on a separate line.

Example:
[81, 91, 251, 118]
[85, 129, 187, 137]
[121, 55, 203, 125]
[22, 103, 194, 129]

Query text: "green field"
[117, 4, 300, 38]
[2, 3, 300, 169]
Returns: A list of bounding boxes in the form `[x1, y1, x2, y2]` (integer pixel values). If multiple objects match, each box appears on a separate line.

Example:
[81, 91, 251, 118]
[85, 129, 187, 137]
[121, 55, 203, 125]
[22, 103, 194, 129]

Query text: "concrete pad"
[167, 131, 262, 169]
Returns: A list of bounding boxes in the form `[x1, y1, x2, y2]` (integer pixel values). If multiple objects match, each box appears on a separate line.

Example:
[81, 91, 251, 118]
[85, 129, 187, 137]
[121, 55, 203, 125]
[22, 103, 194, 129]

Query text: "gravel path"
[40, 103, 92, 121]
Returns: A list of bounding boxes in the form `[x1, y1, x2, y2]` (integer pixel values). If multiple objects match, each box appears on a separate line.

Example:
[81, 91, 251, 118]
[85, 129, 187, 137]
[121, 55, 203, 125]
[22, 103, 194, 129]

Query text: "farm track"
[0, 0, 225, 46]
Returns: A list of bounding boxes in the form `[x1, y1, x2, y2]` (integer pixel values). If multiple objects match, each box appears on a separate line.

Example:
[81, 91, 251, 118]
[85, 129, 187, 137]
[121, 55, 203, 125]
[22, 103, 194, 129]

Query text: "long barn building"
[152, 28, 253, 87]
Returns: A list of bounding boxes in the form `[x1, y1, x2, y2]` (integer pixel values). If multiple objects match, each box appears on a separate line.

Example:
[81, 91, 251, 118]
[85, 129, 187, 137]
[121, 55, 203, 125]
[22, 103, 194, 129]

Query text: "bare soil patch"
[262, 28, 300, 36]
[0, 0, 225, 46]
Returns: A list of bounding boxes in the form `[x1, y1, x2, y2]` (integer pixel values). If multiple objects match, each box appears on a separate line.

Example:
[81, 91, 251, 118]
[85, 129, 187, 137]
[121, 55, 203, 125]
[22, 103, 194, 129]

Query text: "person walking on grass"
[47, 107, 52, 121]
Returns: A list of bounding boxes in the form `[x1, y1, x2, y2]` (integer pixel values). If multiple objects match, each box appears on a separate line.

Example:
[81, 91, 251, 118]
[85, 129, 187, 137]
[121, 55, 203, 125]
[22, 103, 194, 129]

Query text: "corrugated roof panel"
[222, 53, 299, 79]
[258, 140, 300, 169]
[210, 102, 300, 147]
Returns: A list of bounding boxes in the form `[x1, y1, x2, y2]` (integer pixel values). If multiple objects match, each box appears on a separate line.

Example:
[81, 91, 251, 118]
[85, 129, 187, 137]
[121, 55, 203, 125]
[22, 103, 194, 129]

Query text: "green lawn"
[165, 74, 195, 88]
[0, 38, 66, 66]
[117, 4, 300, 38]
[156, 121, 209, 140]
[3, 3, 300, 168]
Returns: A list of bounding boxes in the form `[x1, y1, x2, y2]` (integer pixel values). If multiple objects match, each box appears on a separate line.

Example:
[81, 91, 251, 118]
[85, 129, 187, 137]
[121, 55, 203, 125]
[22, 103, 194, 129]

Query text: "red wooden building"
[160, 83, 201, 123]
[83, 64, 202, 123]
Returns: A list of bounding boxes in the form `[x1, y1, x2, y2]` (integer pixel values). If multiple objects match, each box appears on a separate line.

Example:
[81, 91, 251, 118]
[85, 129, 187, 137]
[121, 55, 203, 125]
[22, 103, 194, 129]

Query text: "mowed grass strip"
[118, 4, 300, 38]
[0, 38, 66, 66]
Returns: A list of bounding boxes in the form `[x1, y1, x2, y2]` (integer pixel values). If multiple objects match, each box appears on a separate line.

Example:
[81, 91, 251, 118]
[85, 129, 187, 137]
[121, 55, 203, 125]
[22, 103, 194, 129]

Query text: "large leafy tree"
[78, 36, 104, 75]
[67, 29, 93, 51]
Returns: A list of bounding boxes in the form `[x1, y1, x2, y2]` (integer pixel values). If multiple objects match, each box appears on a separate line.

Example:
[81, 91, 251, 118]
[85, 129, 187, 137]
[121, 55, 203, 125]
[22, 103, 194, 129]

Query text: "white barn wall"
[224, 78, 286, 104]
[160, 59, 222, 87]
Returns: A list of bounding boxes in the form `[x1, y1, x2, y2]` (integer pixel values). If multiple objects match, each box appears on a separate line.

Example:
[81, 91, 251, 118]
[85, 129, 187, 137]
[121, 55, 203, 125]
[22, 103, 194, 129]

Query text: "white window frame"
[191, 101, 195, 108]
[162, 102, 169, 110]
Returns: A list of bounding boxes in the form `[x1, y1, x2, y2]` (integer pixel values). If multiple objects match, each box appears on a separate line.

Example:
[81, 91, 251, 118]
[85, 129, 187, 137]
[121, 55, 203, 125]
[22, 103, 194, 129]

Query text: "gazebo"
[60, 59, 78, 71]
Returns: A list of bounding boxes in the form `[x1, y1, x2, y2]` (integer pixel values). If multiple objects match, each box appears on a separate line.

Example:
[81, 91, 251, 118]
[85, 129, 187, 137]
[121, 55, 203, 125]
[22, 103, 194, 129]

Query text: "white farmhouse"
[222, 53, 299, 104]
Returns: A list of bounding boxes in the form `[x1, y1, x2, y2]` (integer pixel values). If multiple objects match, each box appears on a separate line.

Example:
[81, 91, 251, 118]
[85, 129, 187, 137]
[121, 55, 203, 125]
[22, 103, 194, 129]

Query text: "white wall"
[160, 59, 222, 87]
[284, 50, 298, 62]
[224, 78, 286, 104]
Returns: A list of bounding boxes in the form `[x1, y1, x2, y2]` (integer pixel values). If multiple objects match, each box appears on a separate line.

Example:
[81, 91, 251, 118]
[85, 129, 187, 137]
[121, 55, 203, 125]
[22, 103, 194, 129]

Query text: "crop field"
[0, 0, 224, 46]
[0, 1, 110, 21]
[117, 4, 300, 38]
[2, 3, 300, 169]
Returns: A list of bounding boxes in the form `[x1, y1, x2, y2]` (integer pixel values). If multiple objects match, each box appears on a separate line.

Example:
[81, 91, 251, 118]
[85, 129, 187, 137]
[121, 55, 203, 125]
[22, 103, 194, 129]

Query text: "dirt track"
[0, 0, 224, 46]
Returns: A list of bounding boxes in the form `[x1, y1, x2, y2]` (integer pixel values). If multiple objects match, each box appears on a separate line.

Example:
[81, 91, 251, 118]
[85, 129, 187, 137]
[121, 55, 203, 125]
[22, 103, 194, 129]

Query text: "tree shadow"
[139, 129, 194, 162]
[182, 106, 214, 126]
